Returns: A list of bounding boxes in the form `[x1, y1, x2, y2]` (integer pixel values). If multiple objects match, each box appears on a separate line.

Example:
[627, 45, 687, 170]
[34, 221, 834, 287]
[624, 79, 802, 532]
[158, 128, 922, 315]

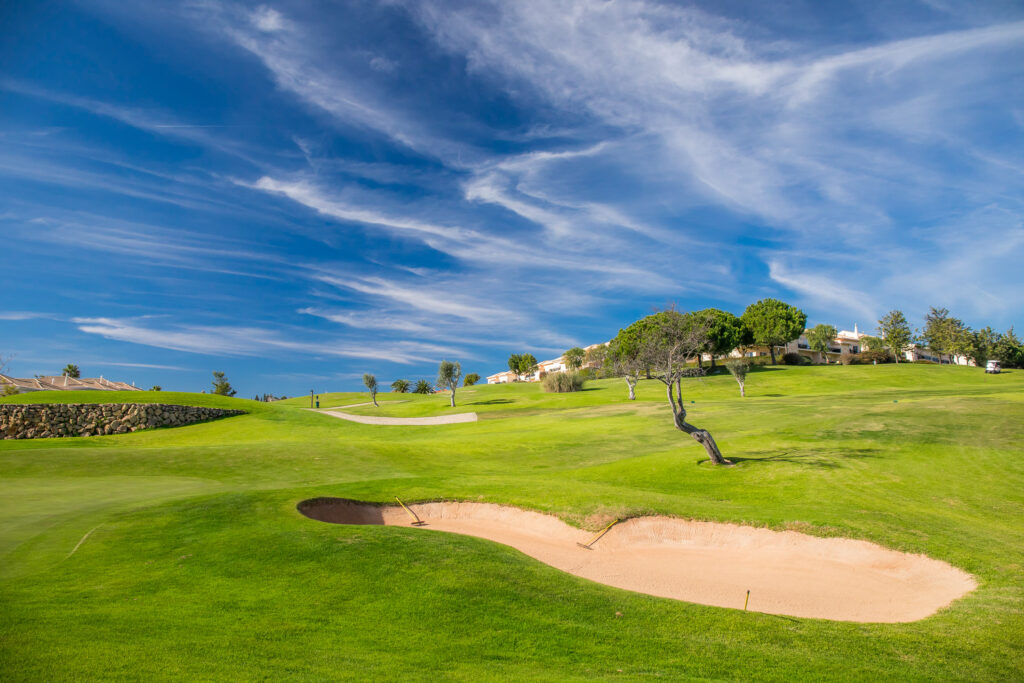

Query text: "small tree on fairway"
[150, 385, 162, 391]
[62, 364, 81, 378]
[878, 310, 913, 364]
[563, 347, 586, 370]
[363, 373, 379, 407]
[741, 299, 807, 364]
[807, 324, 837, 360]
[211, 371, 236, 396]
[391, 379, 410, 393]
[607, 323, 647, 400]
[437, 360, 463, 408]
[463, 373, 480, 386]
[414, 379, 433, 394]
[630, 310, 729, 465]
[726, 359, 750, 397]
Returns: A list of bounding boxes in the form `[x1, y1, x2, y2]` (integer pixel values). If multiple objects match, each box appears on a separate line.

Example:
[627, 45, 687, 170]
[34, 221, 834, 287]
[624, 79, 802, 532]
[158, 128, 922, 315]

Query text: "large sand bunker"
[298, 498, 975, 622]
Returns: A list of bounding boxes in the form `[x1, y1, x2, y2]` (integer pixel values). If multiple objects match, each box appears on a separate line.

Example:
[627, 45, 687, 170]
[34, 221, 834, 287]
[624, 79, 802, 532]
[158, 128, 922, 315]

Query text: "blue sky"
[2, 0, 1023, 395]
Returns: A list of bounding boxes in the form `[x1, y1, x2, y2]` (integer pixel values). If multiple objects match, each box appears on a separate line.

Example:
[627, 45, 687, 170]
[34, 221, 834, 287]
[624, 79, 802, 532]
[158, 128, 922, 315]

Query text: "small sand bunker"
[317, 409, 478, 426]
[297, 499, 975, 622]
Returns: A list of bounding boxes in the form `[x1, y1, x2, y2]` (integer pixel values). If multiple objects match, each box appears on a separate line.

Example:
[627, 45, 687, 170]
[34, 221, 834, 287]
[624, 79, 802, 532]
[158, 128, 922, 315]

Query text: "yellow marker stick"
[744, 590, 750, 610]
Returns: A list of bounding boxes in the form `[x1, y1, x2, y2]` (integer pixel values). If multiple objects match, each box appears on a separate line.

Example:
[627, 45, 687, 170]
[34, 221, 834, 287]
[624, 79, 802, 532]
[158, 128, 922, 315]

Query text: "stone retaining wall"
[0, 403, 246, 439]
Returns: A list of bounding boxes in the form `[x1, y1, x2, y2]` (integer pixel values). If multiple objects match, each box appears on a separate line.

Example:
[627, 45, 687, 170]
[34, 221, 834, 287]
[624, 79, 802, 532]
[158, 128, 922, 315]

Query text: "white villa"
[487, 342, 608, 384]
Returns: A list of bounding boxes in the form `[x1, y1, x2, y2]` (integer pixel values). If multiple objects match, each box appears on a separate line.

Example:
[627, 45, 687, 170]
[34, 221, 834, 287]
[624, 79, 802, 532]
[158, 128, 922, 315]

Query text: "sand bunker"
[317, 409, 478, 426]
[298, 498, 975, 622]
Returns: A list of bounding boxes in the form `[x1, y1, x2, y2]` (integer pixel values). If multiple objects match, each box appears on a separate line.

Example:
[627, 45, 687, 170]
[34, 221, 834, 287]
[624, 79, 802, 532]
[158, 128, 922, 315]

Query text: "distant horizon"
[3, 1, 1023, 395]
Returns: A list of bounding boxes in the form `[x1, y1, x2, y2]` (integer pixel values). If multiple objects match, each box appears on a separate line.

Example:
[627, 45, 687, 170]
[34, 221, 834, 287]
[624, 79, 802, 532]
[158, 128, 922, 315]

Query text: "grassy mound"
[2, 365, 1023, 680]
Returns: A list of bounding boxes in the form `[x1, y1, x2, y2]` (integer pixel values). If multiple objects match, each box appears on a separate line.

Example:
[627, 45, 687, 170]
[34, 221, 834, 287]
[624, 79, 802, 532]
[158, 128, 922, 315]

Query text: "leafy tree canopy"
[693, 308, 748, 358]
[563, 347, 586, 370]
[211, 371, 236, 396]
[740, 299, 807, 363]
[807, 324, 838, 354]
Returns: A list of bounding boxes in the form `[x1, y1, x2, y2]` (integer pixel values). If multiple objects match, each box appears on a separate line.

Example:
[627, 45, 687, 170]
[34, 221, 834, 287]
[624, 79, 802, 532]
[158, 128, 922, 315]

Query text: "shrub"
[913, 359, 937, 364]
[852, 349, 894, 365]
[413, 380, 433, 394]
[463, 373, 480, 386]
[782, 352, 810, 366]
[839, 354, 855, 365]
[541, 371, 584, 393]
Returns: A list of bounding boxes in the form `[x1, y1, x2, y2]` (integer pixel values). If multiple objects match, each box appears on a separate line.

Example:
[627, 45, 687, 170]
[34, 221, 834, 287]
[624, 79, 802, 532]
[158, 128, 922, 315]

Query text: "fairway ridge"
[299, 498, 976, 623]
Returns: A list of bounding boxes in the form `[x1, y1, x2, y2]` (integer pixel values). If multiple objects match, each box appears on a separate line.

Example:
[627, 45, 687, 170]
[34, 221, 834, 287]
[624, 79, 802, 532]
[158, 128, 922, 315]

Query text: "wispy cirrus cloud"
[0, 311, 50, 321]
[71, 316, 464, 364]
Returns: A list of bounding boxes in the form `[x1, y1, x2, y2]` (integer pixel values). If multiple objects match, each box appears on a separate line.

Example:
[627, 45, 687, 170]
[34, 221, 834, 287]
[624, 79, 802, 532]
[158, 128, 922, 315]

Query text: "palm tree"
[62, 364, 81, 378]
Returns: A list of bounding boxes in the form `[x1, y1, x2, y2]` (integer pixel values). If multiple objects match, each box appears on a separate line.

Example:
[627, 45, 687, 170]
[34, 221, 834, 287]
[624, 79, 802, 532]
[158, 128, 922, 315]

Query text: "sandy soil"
[317, 409, 478, 426]
[298, 498, 976, 622]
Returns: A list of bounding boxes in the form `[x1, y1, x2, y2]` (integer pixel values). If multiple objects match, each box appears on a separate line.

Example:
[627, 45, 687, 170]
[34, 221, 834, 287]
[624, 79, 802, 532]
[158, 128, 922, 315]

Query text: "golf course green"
[1, 364, 1022, 680]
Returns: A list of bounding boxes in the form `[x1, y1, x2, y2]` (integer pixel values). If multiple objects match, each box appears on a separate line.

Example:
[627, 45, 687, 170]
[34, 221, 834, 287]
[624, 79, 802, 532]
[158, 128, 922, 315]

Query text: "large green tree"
[563, 347, 586, 371]
[921, 307, 971, 362]
[509, 353, 538, 379]
[693, 308, 747, 369]
[877, 310, 913, 363]
[994, 328, 1024, 368]
[740, 299, 807, 364]
[967, 327, 999, 367]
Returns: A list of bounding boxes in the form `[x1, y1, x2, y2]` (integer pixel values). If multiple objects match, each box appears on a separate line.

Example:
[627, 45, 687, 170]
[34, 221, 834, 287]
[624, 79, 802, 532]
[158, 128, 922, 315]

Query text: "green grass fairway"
[2, 366, 1023, 680]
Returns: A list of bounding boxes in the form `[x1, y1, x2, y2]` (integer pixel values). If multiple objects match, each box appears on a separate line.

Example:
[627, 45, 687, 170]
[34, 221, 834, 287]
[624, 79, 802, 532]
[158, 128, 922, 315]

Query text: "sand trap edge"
[296, 498, 977, 623]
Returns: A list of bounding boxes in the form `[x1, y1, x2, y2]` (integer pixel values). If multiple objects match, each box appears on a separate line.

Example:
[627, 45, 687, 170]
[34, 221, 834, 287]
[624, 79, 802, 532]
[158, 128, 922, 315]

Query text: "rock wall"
[0, 403, 246, 439]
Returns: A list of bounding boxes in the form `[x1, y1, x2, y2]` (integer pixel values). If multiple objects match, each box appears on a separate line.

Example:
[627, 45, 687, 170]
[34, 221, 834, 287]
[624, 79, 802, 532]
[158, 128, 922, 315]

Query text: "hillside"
[1, 365, 1022, 680]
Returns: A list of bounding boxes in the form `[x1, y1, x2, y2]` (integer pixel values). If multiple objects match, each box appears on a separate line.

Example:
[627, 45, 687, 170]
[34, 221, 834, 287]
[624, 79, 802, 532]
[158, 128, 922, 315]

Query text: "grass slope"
[1, 367, 1023, 681]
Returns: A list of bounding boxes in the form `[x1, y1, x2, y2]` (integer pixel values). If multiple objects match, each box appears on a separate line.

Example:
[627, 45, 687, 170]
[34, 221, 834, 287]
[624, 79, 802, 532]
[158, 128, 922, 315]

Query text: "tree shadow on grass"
[704, 448, 882, 469]
[468, 398, 515, 405]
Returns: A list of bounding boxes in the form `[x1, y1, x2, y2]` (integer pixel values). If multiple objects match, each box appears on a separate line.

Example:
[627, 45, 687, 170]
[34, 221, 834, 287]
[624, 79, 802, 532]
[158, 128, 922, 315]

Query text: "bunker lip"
[298, 498, 976, 623]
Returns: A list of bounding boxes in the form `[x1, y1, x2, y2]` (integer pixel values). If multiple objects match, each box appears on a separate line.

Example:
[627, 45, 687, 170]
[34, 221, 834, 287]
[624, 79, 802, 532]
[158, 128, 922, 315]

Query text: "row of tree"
[363, 364, 480, 408]
[876, 307, 1023, 367]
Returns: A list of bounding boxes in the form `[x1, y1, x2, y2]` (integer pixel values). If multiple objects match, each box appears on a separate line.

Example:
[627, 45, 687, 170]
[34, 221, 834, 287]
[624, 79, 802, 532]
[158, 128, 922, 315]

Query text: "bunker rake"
[577, 519, 619, 550]
[395, 497, 427, 526]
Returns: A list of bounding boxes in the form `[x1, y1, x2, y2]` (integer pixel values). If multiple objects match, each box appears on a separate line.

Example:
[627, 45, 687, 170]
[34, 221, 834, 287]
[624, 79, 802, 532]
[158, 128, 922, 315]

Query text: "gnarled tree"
[363, 373, 379, 406]
[629, 310, 730, 465]
[606, 323, 646, 400]
[437, 360, 463, 408]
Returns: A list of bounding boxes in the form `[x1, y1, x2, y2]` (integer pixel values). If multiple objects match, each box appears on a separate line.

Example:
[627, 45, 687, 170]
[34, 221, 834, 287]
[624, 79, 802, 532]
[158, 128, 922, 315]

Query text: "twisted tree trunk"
[667, 380, 730, 465]
[625, 376, 637, 400]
